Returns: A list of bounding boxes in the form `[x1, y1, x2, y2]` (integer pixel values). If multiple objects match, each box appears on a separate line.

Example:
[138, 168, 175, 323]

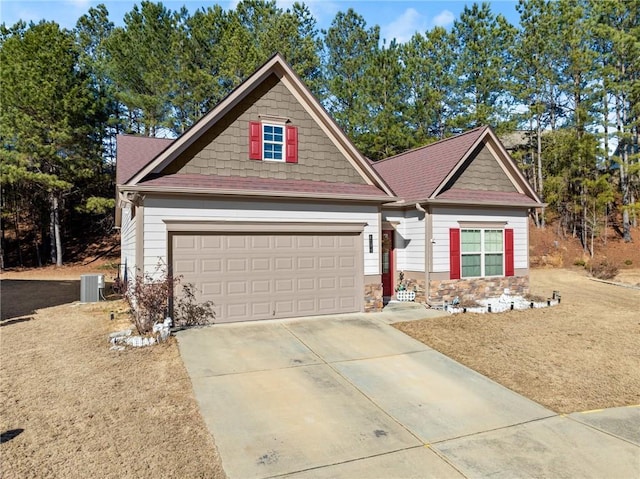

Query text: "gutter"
[117, 184, 397, 204]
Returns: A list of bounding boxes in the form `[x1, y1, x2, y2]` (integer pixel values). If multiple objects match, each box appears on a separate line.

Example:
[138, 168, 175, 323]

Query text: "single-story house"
[115, 53, 542, 323]
[373, 127, 542, 303]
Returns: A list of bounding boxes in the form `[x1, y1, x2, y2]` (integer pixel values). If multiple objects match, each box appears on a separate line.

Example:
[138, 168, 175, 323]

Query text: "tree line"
[1, 0, 638, 267]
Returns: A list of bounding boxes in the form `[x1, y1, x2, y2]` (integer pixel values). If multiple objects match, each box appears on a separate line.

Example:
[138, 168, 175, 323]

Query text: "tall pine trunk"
[616, 87, 632, 242]
[536, 110, 545, 228]
[49, 193, 63, 266]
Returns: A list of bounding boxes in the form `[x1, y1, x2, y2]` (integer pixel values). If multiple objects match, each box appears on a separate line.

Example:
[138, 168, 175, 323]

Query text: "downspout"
[416, 203, 431, 303]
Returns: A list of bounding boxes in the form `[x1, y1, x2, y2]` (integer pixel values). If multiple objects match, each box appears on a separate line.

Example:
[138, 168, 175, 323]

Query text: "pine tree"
[105, 1, 176, 136]
[400, 27, 457, 143]
[590, 0, 640, 242]
[452, 2, 518, 131]
[1, 21, 104, 265]
[322, 9, 380, 150]
[513, 0, 562, 227]
[360, 39, 413, 160]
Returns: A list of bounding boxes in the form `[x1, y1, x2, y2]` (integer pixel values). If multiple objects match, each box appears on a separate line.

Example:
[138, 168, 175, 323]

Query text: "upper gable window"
[263, 124, 284, 161]
[249, 121, 298, 163]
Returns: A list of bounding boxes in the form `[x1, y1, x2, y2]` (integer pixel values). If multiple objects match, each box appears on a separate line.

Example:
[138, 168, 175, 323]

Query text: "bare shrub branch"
[125, 264, 215, 334]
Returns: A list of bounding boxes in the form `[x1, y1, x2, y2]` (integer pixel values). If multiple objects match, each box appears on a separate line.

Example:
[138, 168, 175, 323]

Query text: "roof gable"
[372, 126, 541, 207]
[158, 72, 367, 186]
[120, 53, 393, 198]
[372, 126, 487, 203]
[441, 143, 517, 194]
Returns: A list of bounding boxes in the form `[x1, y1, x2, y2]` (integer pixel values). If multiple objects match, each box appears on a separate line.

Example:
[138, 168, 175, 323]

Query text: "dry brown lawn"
[0, 266, 226, 479]
[395, 268, 640, 414]
[2, 264, 639, 477]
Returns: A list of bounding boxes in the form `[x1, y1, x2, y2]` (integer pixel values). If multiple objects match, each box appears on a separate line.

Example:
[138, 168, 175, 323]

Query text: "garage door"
[171, 233, 362, 322]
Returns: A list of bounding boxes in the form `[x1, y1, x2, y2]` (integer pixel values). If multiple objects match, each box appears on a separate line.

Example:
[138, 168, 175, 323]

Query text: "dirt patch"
[395, 268, 640, 414]
[529, 223, 640, 270]
[0, 278, 226, 478]
[1, 257, 121, 281]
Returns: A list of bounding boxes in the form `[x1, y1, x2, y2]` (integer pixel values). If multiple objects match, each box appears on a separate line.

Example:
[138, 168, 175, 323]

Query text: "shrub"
[573, 258, 586, 267]
[459, 298, 481, 308]
[125, 267, 215, 334]
[589, 260, 618, 280]
[173, 282, 216, 329]
[524, 293, 546, 302]
[624, 259, 633, 266]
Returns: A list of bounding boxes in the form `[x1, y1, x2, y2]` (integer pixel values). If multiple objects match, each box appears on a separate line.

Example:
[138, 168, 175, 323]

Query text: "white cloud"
[432, 9, 455, 27]
[381, 7, 427, 44]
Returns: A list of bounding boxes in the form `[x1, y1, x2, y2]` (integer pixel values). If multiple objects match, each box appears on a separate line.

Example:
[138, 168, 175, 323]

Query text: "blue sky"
[1, 0, 521, 43]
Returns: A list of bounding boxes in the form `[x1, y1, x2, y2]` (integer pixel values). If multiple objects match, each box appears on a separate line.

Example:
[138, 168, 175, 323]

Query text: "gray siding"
[165, 74, 366, 185]
[120, 205, 136, 280]
[430, 206, 529, 273]
[447, 144, 517, 192]
[141, 196, 381, 277]
[382, 209, 425, 272]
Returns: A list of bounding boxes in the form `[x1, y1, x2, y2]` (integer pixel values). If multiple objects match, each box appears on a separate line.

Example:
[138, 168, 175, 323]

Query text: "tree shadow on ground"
[0, 429, 24, 443]
[1, 280, 80, 320]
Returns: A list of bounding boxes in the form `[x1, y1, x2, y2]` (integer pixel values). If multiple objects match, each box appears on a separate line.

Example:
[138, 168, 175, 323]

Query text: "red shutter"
[505, 229, 514, 277]
[249, 121, 262, 160]
[285, 125, 298, 163]
[449, 228, 461, 280]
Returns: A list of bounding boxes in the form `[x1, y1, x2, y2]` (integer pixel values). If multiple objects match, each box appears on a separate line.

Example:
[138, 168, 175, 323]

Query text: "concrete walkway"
[177, 310, 640, 479]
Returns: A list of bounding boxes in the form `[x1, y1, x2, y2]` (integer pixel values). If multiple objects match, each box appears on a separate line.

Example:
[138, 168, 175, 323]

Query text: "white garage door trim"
[163, 219, 367, 233]
[167, 220, 366, 323]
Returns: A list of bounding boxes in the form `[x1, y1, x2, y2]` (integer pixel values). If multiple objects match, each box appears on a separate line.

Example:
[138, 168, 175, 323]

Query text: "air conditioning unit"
[81, 274, 104, 302]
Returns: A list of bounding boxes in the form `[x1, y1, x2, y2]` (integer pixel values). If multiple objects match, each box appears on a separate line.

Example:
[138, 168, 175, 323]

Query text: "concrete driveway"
[177, 312, 640, 479]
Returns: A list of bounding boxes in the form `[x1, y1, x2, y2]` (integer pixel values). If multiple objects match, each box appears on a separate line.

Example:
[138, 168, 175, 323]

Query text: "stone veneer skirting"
[396, 276, 427, 304]
[364, 282, 383, 312]
[429, 276, 529, 303]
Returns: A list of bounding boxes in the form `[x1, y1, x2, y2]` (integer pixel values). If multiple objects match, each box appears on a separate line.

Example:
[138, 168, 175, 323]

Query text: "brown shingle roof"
[372, 126, 487, 202]
[136, 174, 390, 199]
[116, 134, 174, 184]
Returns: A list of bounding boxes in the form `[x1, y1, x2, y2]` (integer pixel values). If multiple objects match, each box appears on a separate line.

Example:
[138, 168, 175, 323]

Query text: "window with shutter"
[248, 121, 298, 163]
[505, 229, 514, 277]
[449, 228, 461, 280]
[249, 121, 262, 160]
[285, 125, 298, 163]
[454, 227, 509, 278]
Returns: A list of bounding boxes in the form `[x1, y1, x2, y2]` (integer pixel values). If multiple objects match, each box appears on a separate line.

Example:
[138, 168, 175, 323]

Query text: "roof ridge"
[117, 133, 175, 141]
[374, 125, 488, 165]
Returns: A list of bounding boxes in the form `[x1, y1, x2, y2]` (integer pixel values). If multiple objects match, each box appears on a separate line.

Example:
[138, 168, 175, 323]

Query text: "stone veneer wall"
[364, 282, 383, 312]
[396, 277, 427, 304]
[429, 276, 529, 303]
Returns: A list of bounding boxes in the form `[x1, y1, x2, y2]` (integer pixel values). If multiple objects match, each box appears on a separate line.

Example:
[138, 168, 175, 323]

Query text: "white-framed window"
[461, 229, 503, 278]
[262, 123, 284, 161]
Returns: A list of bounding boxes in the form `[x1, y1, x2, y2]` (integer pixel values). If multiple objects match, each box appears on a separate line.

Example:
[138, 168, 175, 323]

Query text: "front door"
[381, 230, 394, 296]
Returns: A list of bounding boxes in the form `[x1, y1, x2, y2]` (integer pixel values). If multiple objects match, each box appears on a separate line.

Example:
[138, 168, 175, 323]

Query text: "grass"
[395, 268, 640, 413]
[0, 293, 226, 478]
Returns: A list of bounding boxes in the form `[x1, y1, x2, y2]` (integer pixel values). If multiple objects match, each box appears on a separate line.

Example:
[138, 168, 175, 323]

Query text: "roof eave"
[117, 184, 397, 203]
[430, 127, 489, 198]
[124, 54, 395, 199]
[126, 55, 285, 186]
[424, 197, 545, 208]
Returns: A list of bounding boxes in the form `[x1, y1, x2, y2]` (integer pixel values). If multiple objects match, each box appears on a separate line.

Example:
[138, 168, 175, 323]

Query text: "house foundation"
[364, 282, 383, 312]
[395, 271, 427, 303]
[428, 276, 529, 304]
